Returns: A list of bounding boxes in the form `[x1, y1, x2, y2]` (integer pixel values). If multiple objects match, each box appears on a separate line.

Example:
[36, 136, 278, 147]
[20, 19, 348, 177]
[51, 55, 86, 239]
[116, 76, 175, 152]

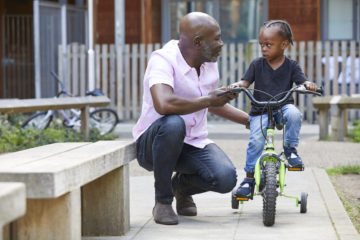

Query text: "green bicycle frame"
[254, 128, 286, 194]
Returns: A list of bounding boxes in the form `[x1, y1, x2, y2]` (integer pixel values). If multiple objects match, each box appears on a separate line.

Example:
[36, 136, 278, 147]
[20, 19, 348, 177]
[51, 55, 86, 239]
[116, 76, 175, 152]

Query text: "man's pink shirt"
[132, 40, 220, 148]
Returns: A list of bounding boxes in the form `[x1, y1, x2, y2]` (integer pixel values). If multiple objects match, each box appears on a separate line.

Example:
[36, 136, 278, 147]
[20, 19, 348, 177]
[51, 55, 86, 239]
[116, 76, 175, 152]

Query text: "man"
[132, 12, 249, 225]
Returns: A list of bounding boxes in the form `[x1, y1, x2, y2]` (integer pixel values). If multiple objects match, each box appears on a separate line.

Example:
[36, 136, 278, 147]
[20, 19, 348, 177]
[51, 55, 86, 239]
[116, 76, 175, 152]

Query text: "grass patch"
[348, 120, 360, 142]
[327, 165, 360, 233]
[326, 166, 360, 176]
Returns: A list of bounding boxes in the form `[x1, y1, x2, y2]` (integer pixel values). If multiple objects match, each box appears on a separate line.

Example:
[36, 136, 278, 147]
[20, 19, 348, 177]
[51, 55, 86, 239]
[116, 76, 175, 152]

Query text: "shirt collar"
[175, 40, 208, 75]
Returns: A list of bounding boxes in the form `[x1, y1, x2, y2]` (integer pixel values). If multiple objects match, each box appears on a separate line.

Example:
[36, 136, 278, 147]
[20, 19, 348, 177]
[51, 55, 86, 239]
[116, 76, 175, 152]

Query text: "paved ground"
[84, 122, 360, 240]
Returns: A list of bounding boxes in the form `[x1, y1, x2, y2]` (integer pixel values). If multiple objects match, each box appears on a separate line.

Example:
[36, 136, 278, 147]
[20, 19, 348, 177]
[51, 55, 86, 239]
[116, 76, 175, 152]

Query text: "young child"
[232, 20, 318, 197]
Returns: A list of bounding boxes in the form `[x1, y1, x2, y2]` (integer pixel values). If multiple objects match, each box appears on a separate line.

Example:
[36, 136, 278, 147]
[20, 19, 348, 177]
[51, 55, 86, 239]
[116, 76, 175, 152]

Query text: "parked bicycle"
[219, 84, 323, 226]
[21, 72, 120, 135]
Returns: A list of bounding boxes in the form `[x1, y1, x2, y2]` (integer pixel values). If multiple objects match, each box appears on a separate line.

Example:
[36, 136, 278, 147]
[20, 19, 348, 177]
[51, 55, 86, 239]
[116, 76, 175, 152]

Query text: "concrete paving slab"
[97, 122, 360, 240]
[83, 168, 359, 240]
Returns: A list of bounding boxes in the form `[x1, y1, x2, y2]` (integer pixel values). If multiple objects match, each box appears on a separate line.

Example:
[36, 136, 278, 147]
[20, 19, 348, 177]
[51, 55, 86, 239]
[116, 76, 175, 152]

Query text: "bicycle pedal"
[235, 196, 252, 201]
[287, 166, 304, 171]
[234, 192, 254, 201]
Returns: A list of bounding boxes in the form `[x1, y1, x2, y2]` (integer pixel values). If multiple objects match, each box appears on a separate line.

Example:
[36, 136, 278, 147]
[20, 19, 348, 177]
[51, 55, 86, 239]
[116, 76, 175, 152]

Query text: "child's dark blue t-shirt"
[242, 57, 307, 116]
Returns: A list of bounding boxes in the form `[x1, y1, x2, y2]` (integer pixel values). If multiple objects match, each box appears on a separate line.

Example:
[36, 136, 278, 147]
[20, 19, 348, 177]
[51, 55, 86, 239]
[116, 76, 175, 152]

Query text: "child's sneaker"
[284, 146, 303, 167]
[234, 178, 255, 197]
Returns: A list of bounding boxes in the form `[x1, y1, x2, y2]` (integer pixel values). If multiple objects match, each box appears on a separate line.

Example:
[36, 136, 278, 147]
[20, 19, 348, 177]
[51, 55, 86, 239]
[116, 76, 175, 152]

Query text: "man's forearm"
[156, 95, 211, 115]
[209, 104, 249, 125]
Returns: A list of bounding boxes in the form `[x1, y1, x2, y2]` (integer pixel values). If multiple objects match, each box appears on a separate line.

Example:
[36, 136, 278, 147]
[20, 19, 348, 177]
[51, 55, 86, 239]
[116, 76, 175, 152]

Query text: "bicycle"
[219, 84, 323, 226]
[21, 72, 120, 135]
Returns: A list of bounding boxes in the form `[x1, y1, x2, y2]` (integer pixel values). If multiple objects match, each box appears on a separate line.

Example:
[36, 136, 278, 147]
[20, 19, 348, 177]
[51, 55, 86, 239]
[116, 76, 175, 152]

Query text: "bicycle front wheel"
[21, 111, 53, 130]
[262, 161, 278, 226]
[89, 108, 119, 135]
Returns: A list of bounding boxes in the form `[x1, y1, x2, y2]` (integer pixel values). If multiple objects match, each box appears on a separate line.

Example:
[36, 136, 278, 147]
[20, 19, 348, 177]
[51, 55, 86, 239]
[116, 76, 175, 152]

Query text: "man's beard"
[201, 43, 218, 62]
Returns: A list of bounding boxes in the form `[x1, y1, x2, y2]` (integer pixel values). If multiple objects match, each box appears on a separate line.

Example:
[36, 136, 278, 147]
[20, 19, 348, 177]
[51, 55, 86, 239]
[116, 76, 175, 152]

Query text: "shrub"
[0, 114, 117, 153]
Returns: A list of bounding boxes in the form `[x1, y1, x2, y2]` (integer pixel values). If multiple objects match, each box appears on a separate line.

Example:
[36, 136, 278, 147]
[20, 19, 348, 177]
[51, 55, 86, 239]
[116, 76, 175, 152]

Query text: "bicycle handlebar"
[217, 85, 323, 107]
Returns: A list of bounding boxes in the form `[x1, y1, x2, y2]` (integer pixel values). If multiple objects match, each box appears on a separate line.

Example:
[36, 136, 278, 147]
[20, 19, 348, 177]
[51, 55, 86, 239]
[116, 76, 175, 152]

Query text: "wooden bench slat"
[0, 141, 136, 198]
[0, 182, 26, 225]
[312, 96, 333, 109]
[312, 95, 360, 141]
[0, 142, 90, 169]
[313, 95, 360, 109]
[0, 96, 110, 114]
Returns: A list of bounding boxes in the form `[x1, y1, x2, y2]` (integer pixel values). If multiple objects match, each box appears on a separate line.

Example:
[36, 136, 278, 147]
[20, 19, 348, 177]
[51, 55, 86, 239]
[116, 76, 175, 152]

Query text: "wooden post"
[318, 109, 329, 140]
[12, 190, 81, 240]
[116, 45, 124, 120]
[80, 105, 89, 140]
[82, 165, 130, 236]
[330, 96, 345, 141]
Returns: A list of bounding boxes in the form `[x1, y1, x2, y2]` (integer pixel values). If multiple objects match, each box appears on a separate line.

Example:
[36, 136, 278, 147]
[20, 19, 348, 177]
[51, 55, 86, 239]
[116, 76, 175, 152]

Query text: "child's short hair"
[263, 20, 293, 45]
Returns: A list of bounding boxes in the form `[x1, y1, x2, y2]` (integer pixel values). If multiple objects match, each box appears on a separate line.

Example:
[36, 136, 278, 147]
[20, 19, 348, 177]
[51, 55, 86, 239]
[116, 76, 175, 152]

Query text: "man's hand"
[208, 89, 234, 107]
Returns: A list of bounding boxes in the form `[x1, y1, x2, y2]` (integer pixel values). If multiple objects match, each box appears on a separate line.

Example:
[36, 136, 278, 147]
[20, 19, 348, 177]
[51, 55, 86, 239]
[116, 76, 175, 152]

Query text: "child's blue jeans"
[244, 104, 302, 173]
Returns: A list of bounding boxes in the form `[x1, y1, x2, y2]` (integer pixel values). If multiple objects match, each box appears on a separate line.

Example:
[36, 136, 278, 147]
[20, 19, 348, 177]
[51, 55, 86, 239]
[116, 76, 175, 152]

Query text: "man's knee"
[212, 167, 237, 193]
[160, 115, 186, 139]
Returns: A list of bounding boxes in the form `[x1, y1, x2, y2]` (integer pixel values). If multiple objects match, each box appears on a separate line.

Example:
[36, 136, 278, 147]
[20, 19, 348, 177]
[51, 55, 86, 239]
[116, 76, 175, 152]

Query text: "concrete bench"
[0, 140, 136, 240]
[0, 96, 110, 139]
[312, 95, 360, 141]
[0, 183, 26, 240]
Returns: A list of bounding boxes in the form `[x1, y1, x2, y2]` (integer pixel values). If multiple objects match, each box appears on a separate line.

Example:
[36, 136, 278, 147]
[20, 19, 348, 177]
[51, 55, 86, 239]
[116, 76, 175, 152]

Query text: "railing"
[1, 15, 34, 99]
[59, 41, 360, 122]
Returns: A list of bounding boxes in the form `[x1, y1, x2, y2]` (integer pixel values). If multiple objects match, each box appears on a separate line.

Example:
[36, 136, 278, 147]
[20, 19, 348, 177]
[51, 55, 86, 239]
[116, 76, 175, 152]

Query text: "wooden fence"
[59, 41, 360, 122]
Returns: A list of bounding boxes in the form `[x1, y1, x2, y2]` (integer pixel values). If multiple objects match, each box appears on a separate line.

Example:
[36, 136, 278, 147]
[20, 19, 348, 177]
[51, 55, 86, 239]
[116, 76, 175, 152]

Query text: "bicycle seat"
[86, 89, 104, 96]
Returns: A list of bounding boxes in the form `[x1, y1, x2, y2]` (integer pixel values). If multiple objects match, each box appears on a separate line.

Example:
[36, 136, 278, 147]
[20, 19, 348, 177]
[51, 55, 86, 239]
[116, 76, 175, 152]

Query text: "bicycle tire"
[262, 161, 278, 226]
[300, 192, 308, 213]
[89, 108, 119, 135]
[21, 111, 53, 130]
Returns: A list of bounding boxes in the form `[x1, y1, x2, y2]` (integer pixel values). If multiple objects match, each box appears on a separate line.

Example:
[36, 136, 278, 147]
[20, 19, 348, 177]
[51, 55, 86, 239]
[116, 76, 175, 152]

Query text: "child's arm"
[230, 80, 251, 88]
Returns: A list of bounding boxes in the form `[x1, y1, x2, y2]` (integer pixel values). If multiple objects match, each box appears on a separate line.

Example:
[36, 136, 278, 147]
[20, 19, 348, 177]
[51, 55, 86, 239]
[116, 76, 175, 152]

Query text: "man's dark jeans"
[136, 115, 237, 204]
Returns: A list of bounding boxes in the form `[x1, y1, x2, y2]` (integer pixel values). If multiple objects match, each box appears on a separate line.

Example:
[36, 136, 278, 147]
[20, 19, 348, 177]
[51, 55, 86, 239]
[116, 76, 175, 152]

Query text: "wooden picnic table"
[0, 96, 111, 139]
[312, 94, 360, 141]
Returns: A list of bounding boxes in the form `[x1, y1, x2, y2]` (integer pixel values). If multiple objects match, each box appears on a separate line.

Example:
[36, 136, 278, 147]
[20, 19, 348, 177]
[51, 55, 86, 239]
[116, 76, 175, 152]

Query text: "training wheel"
[300, 192, 308, 213]
[231, 191, 239, 209]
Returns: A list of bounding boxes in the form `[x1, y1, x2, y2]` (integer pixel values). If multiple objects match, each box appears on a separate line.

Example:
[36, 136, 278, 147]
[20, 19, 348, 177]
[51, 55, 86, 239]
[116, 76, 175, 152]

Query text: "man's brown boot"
[174, 190, 197, 216]
[152, 202, 179, 225]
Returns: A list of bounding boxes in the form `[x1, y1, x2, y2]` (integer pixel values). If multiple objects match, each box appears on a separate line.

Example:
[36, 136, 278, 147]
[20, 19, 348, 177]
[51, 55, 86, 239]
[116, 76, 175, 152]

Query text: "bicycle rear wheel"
[21, 111, 53, 130]
[262, 161, 278, 226]
[89, 108, 119, 135]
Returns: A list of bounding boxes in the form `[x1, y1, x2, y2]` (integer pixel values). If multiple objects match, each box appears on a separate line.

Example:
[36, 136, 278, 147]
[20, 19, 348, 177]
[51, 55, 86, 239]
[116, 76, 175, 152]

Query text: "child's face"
[258, 26, 288, 61]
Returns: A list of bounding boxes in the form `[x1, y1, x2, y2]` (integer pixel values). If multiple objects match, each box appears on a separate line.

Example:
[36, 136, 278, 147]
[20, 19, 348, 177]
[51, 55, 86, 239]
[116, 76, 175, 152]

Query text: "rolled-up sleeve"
[147, 54, 174, 89]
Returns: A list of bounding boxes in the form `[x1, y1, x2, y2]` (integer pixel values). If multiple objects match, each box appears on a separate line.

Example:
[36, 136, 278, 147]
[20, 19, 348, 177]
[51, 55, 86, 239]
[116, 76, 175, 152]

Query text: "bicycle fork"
[253, 128, 301, 207]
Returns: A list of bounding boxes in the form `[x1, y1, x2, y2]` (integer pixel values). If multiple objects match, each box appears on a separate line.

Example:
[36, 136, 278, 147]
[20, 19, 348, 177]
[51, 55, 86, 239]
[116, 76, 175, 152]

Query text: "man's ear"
[193, 36, 202, 48]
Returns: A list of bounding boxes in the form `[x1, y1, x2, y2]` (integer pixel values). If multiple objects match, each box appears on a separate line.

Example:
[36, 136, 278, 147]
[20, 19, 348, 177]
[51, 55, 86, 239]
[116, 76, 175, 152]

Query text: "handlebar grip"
[217, 87, 243, 97]
[316, 87, 324, 95]
[217, 91, 228, 97]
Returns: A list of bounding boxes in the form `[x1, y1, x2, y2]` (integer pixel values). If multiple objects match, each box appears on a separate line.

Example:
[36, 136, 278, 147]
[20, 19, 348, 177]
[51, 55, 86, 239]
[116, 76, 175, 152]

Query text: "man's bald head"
[179, 12, 219, 41]
[178, 12, 223, 67]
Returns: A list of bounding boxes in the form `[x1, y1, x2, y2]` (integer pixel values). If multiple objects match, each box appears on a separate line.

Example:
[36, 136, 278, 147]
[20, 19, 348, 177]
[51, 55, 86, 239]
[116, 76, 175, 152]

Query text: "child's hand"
[304, 81, 317, 92]
[219, 86, 238, 100]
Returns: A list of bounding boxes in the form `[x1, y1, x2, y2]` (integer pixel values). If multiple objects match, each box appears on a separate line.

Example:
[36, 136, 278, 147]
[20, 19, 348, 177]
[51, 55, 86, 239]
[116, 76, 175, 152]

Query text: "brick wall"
[268, 0, 320, 41]
[125, 0, 141, 43]
[151, 0, 161, 43]
[95, 0, 160, 44]
[96, 0, 115, 44]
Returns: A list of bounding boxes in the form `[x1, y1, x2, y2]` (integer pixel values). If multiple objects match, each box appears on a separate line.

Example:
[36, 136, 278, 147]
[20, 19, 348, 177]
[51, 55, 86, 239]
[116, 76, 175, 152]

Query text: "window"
[219, 0, 266, 42]
[322, 0, 360, 40]
[161, 0, 267, 43]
